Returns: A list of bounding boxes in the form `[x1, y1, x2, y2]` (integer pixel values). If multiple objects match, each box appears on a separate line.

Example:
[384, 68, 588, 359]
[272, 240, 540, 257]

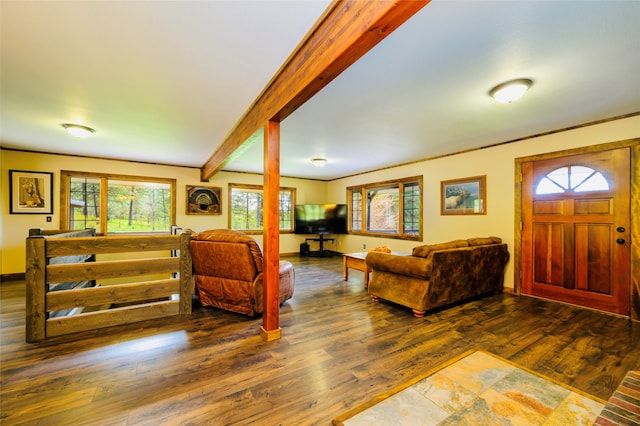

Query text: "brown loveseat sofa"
[366, 237, 509, 317]
[190, 229, 295, 316]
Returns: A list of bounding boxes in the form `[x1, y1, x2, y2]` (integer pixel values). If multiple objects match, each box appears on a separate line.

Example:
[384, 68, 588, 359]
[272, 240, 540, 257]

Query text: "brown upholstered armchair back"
[191, 229, 263, 280]
[190, 229, 294, 316]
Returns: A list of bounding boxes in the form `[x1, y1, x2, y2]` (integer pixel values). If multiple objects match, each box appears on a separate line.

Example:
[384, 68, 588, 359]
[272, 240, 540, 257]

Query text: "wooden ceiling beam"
[200, 0, 430, 181]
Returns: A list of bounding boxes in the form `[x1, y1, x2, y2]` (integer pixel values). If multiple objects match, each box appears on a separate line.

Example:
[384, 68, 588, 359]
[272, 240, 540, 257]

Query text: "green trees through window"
[106, 180, 171, 233]
[229, 184, 295, 233]
[69, 177, 101, 231]
[62, 171, 175, 234]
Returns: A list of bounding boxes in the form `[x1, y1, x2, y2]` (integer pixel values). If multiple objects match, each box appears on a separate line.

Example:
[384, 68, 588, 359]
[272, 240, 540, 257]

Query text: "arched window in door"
[535, 165, 609, 195]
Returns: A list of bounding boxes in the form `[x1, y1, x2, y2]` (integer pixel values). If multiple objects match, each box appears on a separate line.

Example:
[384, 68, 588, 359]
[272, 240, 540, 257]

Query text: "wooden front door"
[521, 148, 631, 315]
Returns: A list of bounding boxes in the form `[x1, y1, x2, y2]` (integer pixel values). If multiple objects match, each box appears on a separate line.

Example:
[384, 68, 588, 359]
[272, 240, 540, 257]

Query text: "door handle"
[616, 238, 626, 245]
[616, 227, 626, 233]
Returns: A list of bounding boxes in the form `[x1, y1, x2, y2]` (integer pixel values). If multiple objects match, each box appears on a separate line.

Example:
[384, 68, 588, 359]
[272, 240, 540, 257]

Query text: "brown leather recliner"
[190, 229, 294, 316]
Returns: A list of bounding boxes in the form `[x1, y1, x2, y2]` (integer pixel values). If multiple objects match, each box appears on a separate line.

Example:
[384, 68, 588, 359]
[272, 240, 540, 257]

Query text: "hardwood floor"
[2, 255, 639, 425]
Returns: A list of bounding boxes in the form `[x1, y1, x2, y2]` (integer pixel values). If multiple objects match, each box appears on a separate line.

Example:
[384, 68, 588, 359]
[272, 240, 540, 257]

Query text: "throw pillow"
[467, 236, 502, 246]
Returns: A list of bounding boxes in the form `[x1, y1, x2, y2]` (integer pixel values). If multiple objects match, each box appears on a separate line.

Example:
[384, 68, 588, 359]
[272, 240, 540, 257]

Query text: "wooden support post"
[179, 232, 193, 315]
[25, 236, 46, 342]
[261, 120, 282, 341]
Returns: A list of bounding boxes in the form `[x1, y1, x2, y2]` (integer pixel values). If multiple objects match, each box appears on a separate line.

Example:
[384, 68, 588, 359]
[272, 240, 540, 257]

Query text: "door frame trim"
[514, 138, 640, 320]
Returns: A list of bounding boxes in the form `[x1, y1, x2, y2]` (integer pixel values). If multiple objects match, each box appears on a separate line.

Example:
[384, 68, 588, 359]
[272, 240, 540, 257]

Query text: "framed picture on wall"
[9, 170, 54, 214]
[186, 185, 221, 215]
[440, 175, 486, 215]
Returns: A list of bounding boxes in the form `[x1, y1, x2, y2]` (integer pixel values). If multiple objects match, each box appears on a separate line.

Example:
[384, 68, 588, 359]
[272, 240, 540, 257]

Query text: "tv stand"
[305, 234, 334, 257]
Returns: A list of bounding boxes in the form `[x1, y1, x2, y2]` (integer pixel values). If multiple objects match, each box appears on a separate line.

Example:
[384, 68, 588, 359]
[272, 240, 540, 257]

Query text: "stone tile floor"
[336, 350, 604, 426]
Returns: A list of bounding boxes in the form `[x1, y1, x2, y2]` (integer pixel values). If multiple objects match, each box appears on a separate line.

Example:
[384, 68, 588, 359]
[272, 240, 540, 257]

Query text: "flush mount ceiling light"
[311, 158, 327, 168]
[489, 78, 533, 104]
[61, 123, 95, 138]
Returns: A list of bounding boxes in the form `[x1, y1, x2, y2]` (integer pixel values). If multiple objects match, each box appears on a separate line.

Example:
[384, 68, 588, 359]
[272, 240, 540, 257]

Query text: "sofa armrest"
[366, 252, 432, 279]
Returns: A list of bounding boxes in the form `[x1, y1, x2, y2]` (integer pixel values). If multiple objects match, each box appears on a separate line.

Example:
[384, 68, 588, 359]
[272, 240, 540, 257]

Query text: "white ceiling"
[2, 1, 639, 181]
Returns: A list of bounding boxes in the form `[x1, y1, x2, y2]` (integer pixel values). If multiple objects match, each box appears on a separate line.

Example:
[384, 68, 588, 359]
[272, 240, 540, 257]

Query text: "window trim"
[60, 170, 176, 235]
[347, 175, 423, 241]
[228, 183, 296, 235]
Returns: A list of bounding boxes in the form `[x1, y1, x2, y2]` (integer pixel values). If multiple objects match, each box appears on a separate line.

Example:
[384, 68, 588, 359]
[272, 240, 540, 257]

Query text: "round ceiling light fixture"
[61, 123, 96, 138]
[489, 78, 533, 104]
[311, 158, 327, 168]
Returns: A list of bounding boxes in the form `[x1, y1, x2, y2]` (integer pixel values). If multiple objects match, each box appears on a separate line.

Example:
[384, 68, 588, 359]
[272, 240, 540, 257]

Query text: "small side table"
[343, 252, 371, 288]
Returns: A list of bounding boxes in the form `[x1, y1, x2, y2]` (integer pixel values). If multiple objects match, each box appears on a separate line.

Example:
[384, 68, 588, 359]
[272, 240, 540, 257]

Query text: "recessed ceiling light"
[311, 158, 327, 167]
[489, 78, 533, 104]
[61, 123, 96, 138]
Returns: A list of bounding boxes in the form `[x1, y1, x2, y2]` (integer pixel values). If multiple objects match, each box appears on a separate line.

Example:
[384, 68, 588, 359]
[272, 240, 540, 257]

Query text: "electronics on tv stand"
[304, 233, 335, 257]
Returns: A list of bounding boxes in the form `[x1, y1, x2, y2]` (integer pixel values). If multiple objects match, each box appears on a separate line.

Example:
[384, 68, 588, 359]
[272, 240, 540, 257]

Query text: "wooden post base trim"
[260, 326, 282, 342]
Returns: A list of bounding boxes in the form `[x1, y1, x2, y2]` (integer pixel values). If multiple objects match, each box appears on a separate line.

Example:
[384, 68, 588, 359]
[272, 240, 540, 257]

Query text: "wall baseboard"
[1, 273, 26, 282]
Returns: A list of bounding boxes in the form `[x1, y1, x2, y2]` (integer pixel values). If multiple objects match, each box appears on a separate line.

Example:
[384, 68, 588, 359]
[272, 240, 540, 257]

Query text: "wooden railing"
[25, 232, 192, 342]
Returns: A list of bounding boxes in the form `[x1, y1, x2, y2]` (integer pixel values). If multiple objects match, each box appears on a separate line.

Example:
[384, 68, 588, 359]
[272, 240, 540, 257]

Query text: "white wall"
[327, 115, 640, 290]
[0, 151, 326, 275]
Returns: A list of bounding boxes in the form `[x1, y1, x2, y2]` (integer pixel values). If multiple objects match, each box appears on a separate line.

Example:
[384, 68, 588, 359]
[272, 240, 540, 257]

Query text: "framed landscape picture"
[440, 175, 486, 215]
[186, 185, 221, 215]
[9, 170, 53, 214]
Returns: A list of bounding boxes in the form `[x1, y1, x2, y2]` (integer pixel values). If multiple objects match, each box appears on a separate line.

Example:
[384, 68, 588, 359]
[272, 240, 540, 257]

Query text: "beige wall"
[2, 115, 638, 281]
[327, 115, 640, 290]
[0, 151, 326, 274]
[0, 148, 4, 276]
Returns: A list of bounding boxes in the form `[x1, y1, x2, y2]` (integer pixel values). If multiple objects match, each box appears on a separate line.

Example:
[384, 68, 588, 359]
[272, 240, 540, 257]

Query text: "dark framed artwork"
[440, 175, 486, 215]
[9, 170, 54, 214]
[186, 185, 221, 215]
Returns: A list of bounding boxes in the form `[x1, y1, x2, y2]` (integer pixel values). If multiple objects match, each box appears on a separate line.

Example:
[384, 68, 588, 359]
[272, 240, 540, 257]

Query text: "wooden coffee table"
[343, 251, 409, 288]
[343, 252, 372, 288]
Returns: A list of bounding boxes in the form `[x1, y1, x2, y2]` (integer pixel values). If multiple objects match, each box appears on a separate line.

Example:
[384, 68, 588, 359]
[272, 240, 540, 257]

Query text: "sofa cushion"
[366, 252, 433, 279]
[412, 240, 469, 258]
[467, 236, 502, 246]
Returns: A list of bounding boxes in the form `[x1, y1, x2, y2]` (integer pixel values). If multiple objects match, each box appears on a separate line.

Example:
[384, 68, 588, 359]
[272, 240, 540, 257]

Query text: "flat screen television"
[294, 204, 348, 235]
